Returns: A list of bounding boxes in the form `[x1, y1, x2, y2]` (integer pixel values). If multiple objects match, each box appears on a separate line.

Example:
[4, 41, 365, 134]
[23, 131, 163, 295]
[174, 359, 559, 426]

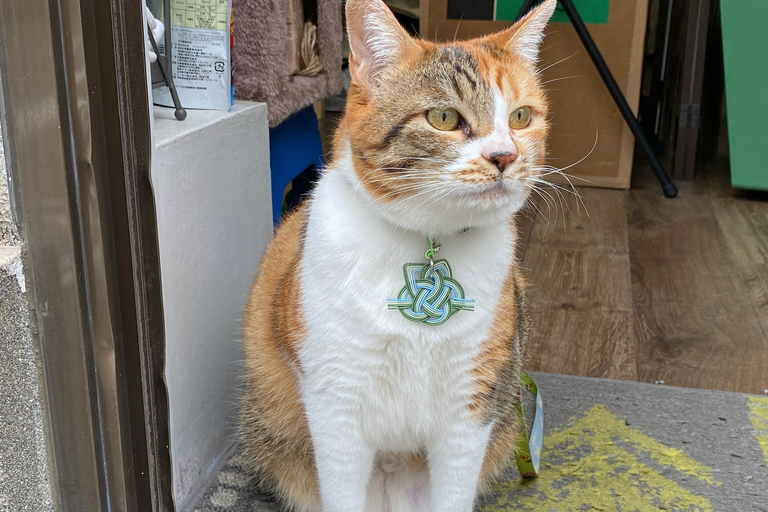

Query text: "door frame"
[0, 0, 172, 509]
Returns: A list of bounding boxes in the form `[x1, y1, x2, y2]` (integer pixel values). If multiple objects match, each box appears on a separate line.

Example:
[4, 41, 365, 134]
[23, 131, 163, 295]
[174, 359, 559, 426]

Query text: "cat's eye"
[509, 106, 532, 130]
[426, 108, 461, 131]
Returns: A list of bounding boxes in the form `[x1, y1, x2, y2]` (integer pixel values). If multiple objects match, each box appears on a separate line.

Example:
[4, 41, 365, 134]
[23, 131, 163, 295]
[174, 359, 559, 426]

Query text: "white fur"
[347, 1, 412, 86]
[492, 85, 513, 134]
[362, 11, 403, 80]
[296, 142, 519, 511]
[510, 0, 558, 62]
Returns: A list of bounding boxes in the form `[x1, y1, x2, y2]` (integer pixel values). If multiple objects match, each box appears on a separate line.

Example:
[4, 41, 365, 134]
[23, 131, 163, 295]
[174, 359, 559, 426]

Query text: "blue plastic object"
[269, 106, 325, 225]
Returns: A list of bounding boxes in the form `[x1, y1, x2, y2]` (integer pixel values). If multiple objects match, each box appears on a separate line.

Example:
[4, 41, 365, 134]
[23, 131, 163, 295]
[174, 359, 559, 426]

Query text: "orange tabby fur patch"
[240, 207, 321, 510]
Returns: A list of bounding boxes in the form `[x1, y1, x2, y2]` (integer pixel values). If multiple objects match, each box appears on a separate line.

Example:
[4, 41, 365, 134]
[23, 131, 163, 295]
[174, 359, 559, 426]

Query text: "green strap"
[426, 236, 437, 260]
[515, 370, 544, 477]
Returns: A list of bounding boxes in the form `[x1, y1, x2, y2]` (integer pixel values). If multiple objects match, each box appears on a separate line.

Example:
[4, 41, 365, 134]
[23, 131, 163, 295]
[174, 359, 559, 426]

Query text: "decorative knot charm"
[387, 259, 475, 325]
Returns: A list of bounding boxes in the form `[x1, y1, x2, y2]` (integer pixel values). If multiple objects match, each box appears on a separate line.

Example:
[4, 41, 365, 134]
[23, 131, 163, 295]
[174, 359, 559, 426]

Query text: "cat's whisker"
[531, 187, 552, 225]
[413, 181, 462, 213]
[366, 181, 450, 199]
[518, 201, 539, 227]
[538, 48, 582, 74]
[541, 180, 571, 228]
[359, 167, 447, 188]
[537, 186, 562, 225]
[376, 183, 427, 197]
[379, 192, 439, 221]
[360, 169, 446, 196]
[421, 191, 453, 215]
[539, 180, 569, 225]
[532, 169, 583, 187]
[399, 156, 453, 163]
[372, 185, 436, 202]
[528, 180, 557, 212]
[527, 187, 554, 233]
[546, 131, 598, 174]
[537, 169, 589, 217]
[370, 169, 446, 176]
[375, 184, 438, 201]
[366, 176, 440, 188]
[524, 191, 547, 222]
[369, 166, 445, 173]
[541, 75, 585, 86]
[531, 176, 567, 202]
[421, 184, 455, 207]
[523, 132, 598, 218]
[524, 176, 581, 200]
[529, 194, 552, 231]
[370, 172, 446, 186]
[377, 183, 446, 212]
[453, 14, 464, 42]
[369, 180, 438, 193]
[353, 154, 453, 165]
[526, 174, 588, 219]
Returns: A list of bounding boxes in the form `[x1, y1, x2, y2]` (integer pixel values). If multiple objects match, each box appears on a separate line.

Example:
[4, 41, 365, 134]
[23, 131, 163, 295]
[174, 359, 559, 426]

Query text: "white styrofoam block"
[152, 101, 273, 510]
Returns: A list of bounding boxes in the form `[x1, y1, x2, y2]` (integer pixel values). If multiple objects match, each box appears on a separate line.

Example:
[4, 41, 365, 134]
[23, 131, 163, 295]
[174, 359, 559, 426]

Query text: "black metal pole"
[149, 28, 187, 121]
[516, 0, 678, 198]
[558, 0, 677, 197]
[161, 0, 187, 120]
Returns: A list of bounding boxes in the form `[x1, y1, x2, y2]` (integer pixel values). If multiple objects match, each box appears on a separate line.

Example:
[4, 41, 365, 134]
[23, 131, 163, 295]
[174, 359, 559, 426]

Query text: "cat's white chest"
[297, 170, 515, 451]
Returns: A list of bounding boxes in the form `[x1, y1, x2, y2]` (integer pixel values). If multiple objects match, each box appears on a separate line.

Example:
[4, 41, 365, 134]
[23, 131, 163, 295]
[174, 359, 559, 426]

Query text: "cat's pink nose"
[482, 144, 518, 172]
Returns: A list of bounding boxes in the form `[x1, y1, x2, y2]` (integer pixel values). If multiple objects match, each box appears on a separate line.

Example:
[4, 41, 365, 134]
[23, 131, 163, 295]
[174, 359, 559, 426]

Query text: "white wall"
[152, 102, 273, 510]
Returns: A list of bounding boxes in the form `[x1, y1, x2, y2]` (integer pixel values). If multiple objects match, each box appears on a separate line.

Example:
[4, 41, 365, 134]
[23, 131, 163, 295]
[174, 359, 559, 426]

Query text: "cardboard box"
[420, 0, 649, 189]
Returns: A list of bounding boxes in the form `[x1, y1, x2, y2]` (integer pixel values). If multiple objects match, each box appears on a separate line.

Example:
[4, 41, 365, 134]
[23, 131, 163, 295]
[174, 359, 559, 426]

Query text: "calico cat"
[239, 0, 556, 510]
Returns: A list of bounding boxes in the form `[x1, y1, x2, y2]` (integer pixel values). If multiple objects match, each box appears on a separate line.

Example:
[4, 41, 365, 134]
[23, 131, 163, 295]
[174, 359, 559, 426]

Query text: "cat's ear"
[493, 0, 557, 62]
[345, 0, 416, 90]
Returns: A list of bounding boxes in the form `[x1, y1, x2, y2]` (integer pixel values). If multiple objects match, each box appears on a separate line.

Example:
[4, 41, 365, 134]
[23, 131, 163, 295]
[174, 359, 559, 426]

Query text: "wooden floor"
[518, 159, 768, 395]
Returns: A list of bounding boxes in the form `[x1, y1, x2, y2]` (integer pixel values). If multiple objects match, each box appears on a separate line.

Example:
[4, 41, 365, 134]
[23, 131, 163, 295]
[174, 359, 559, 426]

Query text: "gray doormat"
[192, 373, 768, 512]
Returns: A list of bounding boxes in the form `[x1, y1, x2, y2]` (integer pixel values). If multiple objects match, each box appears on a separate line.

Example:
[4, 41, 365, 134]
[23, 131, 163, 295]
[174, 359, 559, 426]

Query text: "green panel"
[495, 0, 610, 24]
[720, 0, 768, 191]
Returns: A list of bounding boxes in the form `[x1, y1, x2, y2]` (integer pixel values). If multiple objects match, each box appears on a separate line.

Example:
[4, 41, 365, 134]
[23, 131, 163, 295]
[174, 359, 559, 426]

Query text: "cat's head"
[336, 0, 557, 235]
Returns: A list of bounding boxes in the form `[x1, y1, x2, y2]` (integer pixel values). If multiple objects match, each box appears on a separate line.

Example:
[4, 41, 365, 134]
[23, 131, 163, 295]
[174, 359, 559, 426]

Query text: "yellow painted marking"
[749, 396, 768, 464]
[483, 404, 719, 512]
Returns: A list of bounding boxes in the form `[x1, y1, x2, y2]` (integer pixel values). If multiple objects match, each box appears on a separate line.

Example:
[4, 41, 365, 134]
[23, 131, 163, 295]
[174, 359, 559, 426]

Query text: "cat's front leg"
[427, 421, 493, 512]
[304, 392, 374, 512]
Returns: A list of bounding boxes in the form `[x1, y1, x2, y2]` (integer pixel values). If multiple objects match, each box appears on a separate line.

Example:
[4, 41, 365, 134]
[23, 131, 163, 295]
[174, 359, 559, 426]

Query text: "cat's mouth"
[450, 177, 531, 212]
[462, 180, 514, 202]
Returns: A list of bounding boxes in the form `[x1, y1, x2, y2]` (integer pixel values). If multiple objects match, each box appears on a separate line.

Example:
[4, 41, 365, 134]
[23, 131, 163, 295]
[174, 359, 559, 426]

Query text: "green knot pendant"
[387, 257, 475, 326]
